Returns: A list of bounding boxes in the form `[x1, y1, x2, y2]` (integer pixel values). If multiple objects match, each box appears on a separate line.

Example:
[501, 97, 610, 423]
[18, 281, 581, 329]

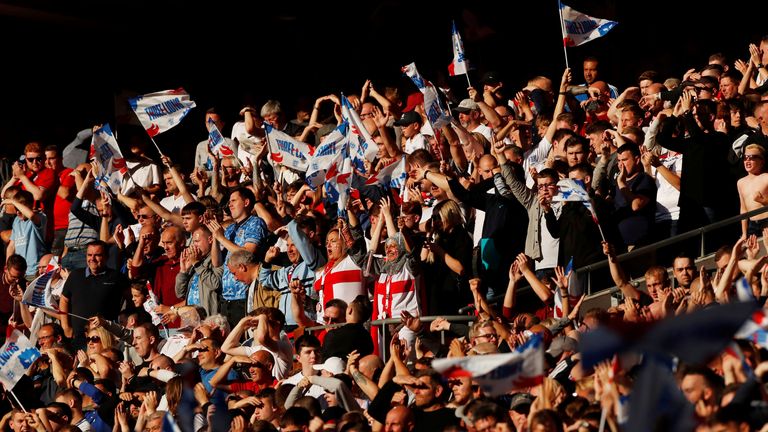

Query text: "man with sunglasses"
[11, 142, 56, 239]
[209, 348, 277, 393]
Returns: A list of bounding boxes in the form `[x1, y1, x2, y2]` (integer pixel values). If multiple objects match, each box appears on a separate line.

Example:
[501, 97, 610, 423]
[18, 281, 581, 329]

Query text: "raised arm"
[601, 241, 643, 300]
[221, 316, 259, 357]
[515, 253, 552, 303]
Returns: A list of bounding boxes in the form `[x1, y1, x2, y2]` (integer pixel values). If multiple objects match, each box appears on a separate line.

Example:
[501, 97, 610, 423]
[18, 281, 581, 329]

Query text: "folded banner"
[0, 330, 42, 389]
[90, 124, 127, 195]
[306, 123, 348, 191]
[559, 1, 618, 47]
[22, 270, 55, 309]
[129, 88, 196, 137]
[402, 63, 452, 129]
[341, 95, 378, 173]
[432, 335, 544, 396]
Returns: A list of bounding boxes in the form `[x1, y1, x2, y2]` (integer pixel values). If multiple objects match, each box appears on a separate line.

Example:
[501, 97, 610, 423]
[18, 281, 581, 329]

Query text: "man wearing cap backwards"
[394, 111, 427, 155]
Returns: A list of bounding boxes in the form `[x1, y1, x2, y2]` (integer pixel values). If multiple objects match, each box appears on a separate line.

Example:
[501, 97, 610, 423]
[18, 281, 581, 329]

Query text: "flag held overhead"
[559, 1, 618, 47]
[129, 88, 196, 137]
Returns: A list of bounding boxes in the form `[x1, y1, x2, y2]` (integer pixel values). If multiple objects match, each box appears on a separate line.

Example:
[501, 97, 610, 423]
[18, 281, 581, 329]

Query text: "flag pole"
[24, 302, 90, 321]
[557, 0, 570, 69]
[148, 136, 164, 157]
[8, 389, 27, 412]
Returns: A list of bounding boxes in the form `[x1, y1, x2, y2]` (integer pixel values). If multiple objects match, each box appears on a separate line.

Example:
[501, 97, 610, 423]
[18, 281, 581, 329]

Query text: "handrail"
[468, 205, 768, 310]
[303, 315, 476, 333]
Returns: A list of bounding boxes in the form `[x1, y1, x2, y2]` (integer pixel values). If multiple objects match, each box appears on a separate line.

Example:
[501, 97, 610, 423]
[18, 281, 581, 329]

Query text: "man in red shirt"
[45, 145, 74, 256]
[10, 142, 57, 242]
[148, 226, 185, 316]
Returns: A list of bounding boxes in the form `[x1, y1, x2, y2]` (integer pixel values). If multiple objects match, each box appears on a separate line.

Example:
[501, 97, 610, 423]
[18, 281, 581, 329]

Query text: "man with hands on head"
[221, 307, 293, 380]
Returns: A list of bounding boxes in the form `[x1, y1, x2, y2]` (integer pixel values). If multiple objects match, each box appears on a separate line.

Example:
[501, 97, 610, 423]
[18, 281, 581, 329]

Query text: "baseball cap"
[312, 356, 345, 375]
[508, 392, 534, 413]
[546, 335, 578, 358]
[453, 98, 478, 113]
[393, 110, 422, 126]
[481, 71, 502, 86]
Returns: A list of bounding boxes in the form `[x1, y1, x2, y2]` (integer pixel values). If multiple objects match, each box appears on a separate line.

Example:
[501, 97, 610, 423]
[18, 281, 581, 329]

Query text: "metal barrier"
[469, 205, 768, 312]
[305, 315, 477, 363]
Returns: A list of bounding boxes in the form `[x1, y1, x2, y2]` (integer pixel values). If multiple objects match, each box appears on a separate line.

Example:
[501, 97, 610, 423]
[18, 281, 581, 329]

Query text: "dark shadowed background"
[0, 0, 762, 168]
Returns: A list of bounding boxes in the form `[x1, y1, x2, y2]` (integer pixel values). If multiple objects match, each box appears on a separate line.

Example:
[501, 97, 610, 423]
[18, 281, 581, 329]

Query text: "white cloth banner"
[0, 330, 41, 389]
[90, 124, 127, 195]
[129, 88, 196, 137]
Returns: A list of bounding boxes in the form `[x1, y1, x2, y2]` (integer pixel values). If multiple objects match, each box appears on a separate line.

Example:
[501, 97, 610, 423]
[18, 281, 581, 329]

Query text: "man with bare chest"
[737, 144, 768, 237]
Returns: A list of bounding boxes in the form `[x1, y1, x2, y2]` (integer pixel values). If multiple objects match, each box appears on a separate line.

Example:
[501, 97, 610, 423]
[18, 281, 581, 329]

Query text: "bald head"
[385, 405, 415, 432]
[359, 354, 384, 379]
[478, 155, 498, 180]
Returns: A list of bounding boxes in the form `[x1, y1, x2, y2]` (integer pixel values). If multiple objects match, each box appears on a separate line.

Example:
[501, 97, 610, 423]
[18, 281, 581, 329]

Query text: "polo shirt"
[62, 267, 128, 348]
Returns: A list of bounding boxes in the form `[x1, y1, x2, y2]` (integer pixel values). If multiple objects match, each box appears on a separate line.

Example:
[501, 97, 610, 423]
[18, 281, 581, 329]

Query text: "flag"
[22, 270, 55, 309]
[0, 330, 42, 389]
[207, 117, 234, 158]
[580, 301, 757, 369]
[162, 411, 182, 432]
[264, 123, 314, 171]
[128, 88, 196, 137]
[432, 334, 544, 396]
[90, 124, 127, 195]
[626, 357, 696, 432]
[448, 21, 468, 76]
[306, 123, 349, 191]
[559, 1, 618, 47]
[552, 178, 600, 225]
[735, 309, 768, 339]
[735, 277, 756, 303]
[402, 62, 452, 129]
[365, 155, 407, 190]
[340, 95, 378, 173]
[143, 282, 163, 326]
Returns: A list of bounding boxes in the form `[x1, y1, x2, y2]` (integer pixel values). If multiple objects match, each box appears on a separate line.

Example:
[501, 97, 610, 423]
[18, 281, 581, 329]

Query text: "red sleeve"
[60, 169, 75, 187]
[502, 306, 514, 319]
[35, 168, 56, 189]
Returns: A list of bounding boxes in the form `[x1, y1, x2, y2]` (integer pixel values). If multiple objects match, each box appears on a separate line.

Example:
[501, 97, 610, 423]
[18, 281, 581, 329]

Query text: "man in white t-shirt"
[454, 99, 493, 141]
[221, 309, 294, 380]
[280, 334, 335, 409]
[159, 167, 194, 214]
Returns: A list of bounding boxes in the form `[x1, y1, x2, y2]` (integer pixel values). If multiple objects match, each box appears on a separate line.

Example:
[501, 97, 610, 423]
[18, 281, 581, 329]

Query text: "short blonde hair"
[745, 143, 766, 157]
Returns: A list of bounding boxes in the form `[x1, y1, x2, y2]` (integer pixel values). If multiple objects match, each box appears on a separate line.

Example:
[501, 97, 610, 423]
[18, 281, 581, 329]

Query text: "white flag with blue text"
[265, 123, 313, 172]
[90, 124, 127, 195]
[306, 123, 349, 191]
[402, 63, 452, 129]
[0, 330, 41, 389]
[448, 21, 468, 76]
[341, 95, 378, 174]
[559, 1, 617, 47]
[129, 88, 196, 137]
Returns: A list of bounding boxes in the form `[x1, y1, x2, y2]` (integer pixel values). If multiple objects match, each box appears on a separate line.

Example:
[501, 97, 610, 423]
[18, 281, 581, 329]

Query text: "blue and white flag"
[306, 123, 349, 191]
[402, 62, 452, 129]
[365, 155, 407, 190]
[129, 88, 196, 137]
[162, 411, 182, 432]
[90, 124, 127, 195]
[207, 118, 234, 158]
[264, 123, 313, 172]
[22, 270, 55, 309]
[341, 95, 378, 173]
[0, 330, 41, 389]
[432, 335, 544, 396]
[735, 277, 757, 303]
[448, 21, 468, 76]
[559, 1, 618, 47]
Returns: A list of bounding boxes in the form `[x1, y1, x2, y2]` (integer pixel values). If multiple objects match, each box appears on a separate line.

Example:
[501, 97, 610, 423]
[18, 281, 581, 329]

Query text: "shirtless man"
[737, 144, 768, 237]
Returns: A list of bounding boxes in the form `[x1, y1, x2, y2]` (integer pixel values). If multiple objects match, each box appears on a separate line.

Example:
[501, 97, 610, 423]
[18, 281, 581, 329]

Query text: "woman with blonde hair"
[421, 199, 473, 315]
[78, 326, 117, 379]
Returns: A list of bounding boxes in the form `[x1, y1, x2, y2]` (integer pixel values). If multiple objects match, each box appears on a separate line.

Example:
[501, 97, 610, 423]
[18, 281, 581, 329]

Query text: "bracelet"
[758, 63, 764, 69]
[559, 91, 568, 95]
[422, 170, 429, 180]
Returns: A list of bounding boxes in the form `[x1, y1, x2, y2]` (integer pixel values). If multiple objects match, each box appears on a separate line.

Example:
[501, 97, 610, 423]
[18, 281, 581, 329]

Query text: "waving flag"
[207, 117, 234, 158]
[341, 95, 378, 173]
[264, 123, 313, 171]
[735, 309, 768, 339]
[306, 123, 349, 190]
[22, 270, 55, 309]
[402, 63, 453, 129]
[448, 21, 468, 76]
[559, 1, 617, 47]
[432, 334, 544, 396]
[735, 277, 757, 303]
[0, 330, 42, 389]
[90, 124, 127, 194]
[129, 88, 196, 137]
[365, 156, 407, 189]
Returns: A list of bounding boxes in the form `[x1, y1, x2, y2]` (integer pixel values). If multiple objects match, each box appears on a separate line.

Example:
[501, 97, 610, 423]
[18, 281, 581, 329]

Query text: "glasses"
[86, 336, 101, 344]
[537, 183, 557, 190]
[137, 214, 151, 220]
[476, 333, 498, 340]
[360, 112, 374, 119]
[249, 361, 269, 370]
[744, 154, 764, 161]
[27, 156, 44, 162]
[694, 86, 712, 94]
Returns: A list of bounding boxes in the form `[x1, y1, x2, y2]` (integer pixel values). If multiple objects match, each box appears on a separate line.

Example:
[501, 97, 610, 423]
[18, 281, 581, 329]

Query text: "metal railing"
[466, 205, 768, 312]
[305, 315, 477, 363]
